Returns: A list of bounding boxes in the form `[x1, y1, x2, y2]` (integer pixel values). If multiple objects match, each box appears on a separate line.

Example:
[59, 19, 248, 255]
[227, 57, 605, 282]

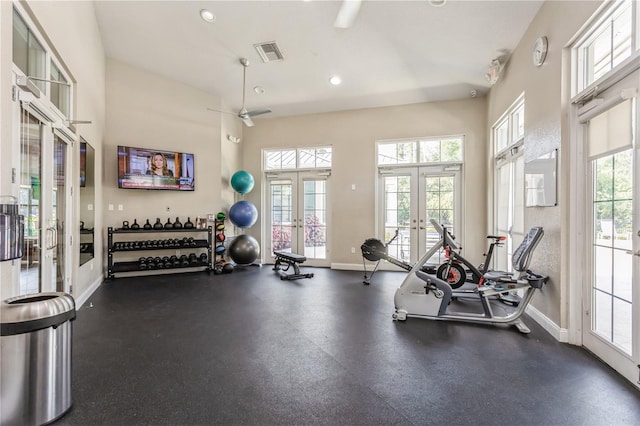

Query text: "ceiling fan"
[208, 58, 271, 127]
[334, 0, 362, 29]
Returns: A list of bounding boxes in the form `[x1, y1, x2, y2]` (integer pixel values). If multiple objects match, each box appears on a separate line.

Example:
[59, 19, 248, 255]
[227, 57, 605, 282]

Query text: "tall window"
[493, 95, 525, 271]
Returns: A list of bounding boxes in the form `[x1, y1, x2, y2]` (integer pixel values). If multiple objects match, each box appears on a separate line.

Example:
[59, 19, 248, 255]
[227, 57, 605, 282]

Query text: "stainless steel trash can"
[1, 292, 76, 426]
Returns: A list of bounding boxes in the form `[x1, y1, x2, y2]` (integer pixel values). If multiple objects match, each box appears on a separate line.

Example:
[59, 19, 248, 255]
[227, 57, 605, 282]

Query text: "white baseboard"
[526, 304, 569, 342]
[75, 274, 103, 308]
[330, 263, 362, 271]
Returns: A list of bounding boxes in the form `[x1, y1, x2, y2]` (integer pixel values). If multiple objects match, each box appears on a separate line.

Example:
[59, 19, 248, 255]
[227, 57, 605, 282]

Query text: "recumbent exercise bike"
[392, 222, 548, 333]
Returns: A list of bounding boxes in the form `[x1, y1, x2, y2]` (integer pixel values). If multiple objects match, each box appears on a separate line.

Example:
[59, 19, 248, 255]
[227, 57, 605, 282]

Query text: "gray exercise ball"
[228, 234, 260, 265]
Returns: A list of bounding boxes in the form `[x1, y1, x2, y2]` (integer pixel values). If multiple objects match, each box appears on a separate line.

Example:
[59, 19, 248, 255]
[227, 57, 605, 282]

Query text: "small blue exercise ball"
[231, 170, 255, 195]
[228, 234, 260, 265]
[229, 200, 258, 228]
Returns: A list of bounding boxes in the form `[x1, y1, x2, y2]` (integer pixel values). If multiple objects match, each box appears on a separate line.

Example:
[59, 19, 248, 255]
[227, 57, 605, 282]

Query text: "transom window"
[574, 0, 638, 95]
[264, 146, 332, 170]
[377, 137, 463, 165]
[12, 6, 73, 119]
[494, 94, 524, 155]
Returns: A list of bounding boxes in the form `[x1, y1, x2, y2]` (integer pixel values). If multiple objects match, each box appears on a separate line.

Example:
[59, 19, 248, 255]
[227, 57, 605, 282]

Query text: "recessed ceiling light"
[254, 86, 265, 94]
[429, 0, 447, 7]
[200, 9, 215, 22]
[329, 76, 342, 85]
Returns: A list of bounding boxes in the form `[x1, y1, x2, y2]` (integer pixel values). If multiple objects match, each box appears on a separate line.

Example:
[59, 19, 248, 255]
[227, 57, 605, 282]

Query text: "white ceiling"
[94, 0, 544, 120]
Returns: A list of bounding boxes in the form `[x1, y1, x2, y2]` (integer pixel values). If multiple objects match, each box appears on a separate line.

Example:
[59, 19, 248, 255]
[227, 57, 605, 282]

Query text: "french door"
[378, 165, 461, 266]
[582, 71, 639, 389]
[17, 103, 72, 296]
[266, 171, 330, 267]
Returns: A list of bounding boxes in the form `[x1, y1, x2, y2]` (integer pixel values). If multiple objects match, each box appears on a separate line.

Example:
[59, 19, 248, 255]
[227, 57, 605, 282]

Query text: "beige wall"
[243, 98, 488, 266]
[103, 59, 228, 269]
[487, 0, 601, 326]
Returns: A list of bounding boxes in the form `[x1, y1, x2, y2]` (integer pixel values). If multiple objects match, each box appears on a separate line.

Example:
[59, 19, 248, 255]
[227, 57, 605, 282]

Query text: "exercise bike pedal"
[499, 293, 521, 306]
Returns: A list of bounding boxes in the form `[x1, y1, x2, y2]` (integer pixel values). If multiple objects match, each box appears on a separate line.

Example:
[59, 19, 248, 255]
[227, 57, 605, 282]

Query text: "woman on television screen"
[147, 153, 173, 177]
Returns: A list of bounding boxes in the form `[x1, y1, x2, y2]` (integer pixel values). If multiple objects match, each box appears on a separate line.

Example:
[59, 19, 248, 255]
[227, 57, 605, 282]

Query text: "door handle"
[46, 227, 56, 250]
[419, 226, 426, 230]
[624, 250, 640, 256]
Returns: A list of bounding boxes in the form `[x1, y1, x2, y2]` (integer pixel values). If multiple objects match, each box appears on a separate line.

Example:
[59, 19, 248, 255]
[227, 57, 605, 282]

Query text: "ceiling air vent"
[254, 41, 284, 63]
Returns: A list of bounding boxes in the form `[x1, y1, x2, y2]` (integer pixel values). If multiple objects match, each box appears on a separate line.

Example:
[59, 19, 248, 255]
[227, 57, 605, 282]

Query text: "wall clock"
[533, 36, 548, 67]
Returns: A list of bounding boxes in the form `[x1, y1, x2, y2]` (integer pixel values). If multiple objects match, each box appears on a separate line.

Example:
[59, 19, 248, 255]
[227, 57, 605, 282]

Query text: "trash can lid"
[1, 292, 76, 336]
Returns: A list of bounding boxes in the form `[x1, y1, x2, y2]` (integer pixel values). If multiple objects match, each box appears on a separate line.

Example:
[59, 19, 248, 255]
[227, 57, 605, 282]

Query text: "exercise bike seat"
[482, 227, 545, 284]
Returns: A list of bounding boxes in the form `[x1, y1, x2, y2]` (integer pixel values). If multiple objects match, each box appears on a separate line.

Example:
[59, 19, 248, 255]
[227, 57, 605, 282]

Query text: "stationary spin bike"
[435, 223, 506, 289]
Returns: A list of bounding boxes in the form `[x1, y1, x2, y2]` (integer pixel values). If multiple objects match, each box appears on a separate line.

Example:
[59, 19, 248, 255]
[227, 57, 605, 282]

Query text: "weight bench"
[273, 251, 314, 280]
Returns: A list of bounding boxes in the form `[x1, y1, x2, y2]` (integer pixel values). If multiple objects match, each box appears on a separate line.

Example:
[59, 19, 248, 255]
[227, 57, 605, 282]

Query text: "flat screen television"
[117, 145, 195, 191]
[79, 141, 87, 187]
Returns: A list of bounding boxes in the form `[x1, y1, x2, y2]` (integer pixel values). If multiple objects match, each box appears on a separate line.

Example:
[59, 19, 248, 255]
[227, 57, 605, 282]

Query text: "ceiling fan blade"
[334, 0, 362, 29]
[206, 107, 235, 115]
[247, 109, 272, 118]
[239, 113, 255, 127]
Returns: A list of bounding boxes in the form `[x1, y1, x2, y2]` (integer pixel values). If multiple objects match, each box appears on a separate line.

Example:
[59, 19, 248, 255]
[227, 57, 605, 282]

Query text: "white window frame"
[492, 94, 525, 272]
[264, 146, 332, 171]
[376, 135, 464, 167]
[572, 0, 639, 101]
[12, 3, 74, 123]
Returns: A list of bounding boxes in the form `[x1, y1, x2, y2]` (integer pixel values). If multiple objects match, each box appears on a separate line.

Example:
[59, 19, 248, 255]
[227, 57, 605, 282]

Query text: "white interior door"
[379, 166, 461, 266]
[266, 171, 329, 267]
[582, 72, 639, 389]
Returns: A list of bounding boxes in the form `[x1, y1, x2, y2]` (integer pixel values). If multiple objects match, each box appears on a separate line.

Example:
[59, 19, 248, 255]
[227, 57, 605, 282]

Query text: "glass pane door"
[18, 108, 71, 296]
[267, 172, 330, 267]
[592, 150, 633, 354]
[269, 179, 295, 254]
[302, 178, 327, 260]
[583, 88, 638, 389]
[421, 172, 457, 265]
[53, 135, 68, 291]
[382, 173, 413, 263]
[19, 111, 42, 295]
[380, 167, 460, 266]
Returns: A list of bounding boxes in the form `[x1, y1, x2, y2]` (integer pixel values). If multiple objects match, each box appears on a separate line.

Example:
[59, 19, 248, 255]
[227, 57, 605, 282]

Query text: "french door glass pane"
[425, 176, 454, 231]
[270, 181, 293, 252]
[20, 112, 41, 295]
[424, 175, 455, 263]
[303, 180, 326, 259]
[54, 137, 66, 291]
[384, 176, 411, 260]
[592, 149, 633, 354]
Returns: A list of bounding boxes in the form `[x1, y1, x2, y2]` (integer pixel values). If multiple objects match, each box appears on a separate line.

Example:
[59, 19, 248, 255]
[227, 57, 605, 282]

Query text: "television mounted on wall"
[117, 145, 195, 191]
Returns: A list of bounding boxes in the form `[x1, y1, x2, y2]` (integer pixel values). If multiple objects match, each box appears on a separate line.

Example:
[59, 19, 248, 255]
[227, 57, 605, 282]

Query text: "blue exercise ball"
[229, 200, 258, 228]
[228, 234, 260, 265]
[231, 170, 255, 195]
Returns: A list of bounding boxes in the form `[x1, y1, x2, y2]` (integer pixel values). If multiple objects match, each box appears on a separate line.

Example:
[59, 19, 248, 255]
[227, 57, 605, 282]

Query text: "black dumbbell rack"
[107, 225, 212, 279]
